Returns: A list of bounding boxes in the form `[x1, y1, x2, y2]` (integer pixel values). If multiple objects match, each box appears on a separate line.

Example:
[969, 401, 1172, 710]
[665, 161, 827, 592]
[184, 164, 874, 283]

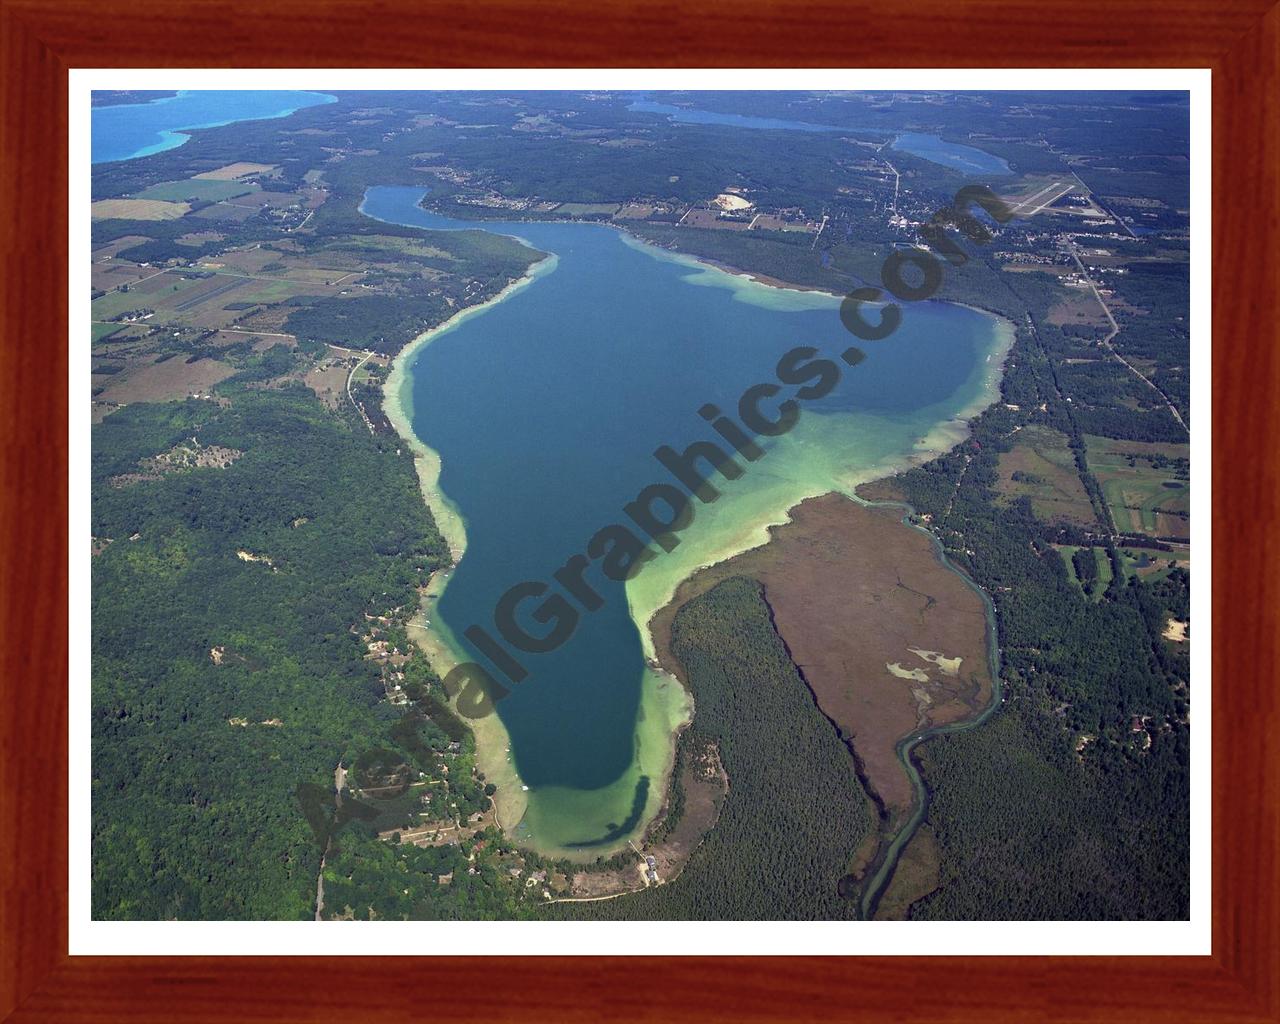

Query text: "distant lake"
[361, 185, 1012, 855]
[890, 132, 1012, 175]
[627, 98, 843, 133]
[91, 90, 336, 164]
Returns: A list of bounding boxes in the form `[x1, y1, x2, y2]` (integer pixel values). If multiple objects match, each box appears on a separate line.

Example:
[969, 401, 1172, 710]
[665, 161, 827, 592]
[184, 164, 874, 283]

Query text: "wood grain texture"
[0, 0, 1275, 1019]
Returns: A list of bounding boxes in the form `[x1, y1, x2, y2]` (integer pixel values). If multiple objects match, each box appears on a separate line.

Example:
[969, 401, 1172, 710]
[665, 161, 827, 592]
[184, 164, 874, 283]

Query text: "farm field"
[91, 244, 369, 333]
[91, 270, 234, 323]
[1046, 293, 1109, 328]
[87, 230, 497, 419]
[134, 178, 257, 202]
[226, 191, 293, 209]
[93, 354, 235, 410]
[91, 198, 189, 221]
[194, 161, 278, 180]
[994, 425, 1097, 527]
[206, 245, 363, 285]
[92, 261, 160, 292]
[92, 234, 152, 259]
[190, 204, 260, 222]
[1084, 434, 1189, 539]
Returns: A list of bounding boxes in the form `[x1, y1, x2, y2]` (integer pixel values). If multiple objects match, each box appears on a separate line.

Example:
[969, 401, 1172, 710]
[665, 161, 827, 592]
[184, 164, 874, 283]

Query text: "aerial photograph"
[89, 87, 1192, 922]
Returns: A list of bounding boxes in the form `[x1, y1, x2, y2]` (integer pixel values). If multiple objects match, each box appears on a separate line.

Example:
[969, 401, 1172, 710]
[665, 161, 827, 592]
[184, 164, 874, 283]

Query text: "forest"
[557, 577, 872, 920]
[866, 261, 1191, 919]
[91, 375, 450, 918]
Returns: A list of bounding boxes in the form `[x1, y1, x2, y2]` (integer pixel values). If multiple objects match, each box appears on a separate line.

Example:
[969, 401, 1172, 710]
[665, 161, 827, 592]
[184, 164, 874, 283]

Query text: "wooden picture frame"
[2, 1, 1275, 1019]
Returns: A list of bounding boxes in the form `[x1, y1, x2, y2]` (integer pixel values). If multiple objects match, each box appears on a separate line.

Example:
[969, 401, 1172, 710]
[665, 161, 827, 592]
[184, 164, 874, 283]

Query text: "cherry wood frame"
[2, 1, 1276, 1020]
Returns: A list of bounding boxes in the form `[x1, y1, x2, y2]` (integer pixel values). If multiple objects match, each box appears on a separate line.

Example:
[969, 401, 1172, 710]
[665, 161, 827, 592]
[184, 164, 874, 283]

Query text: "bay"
[92, 89, 336, 164]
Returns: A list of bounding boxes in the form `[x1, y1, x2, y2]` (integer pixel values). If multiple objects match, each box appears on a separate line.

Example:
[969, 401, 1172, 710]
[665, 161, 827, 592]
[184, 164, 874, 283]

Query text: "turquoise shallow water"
[92, 90, 336, 164]
[362, 185, 1009, 850]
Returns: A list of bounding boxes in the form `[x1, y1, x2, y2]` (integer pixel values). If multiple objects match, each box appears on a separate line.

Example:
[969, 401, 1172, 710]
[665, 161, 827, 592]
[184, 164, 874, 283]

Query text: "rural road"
[1067, 242, 1189, 435]
[346, 350, 376, 432]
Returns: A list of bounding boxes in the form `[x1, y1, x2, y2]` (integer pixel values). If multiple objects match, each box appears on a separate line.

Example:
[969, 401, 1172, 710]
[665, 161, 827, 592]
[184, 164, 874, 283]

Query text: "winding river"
[851, 498, 1004, 918]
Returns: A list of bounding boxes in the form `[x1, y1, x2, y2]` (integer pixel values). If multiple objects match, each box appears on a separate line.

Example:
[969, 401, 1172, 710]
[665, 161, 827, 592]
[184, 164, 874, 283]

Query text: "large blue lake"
[891, 132, 1012, 175]
[92, 90, 336, 164]
[361, 185, 1011, 853]
[625, 100, 1012, 181]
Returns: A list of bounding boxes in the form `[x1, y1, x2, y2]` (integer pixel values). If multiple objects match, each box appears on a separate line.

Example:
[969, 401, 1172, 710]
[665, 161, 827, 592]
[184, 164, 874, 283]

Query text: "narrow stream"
[852, 497, 1004, 920]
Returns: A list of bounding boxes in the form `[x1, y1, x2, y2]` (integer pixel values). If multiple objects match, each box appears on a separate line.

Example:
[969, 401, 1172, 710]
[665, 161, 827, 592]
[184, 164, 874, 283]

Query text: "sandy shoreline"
[382, 254, 557, 834]
[627, 309, 1017, 666]
[380, 217, 1016, 857]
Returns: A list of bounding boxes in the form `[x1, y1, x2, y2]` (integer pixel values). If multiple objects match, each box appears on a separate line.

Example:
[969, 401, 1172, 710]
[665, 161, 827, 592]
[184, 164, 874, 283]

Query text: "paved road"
[1067, 242, 1189, 435]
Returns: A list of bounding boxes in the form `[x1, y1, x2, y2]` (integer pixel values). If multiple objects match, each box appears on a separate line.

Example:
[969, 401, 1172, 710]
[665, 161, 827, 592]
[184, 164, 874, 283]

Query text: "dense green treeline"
[282, 232, 542, 354]
[559, 577, 871, 920]
[879, 288, 1190, 917]
[92, 387, 446, 919]
[912, 688, 1189, 919]
[319, 829, 538, 921]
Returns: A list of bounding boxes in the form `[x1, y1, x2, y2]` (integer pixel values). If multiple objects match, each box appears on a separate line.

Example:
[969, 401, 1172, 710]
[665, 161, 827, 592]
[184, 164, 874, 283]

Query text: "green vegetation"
[1084, 434, 1189, 538]
[875, 275, 1190, 919]
[995, 425, 1098, 527]
[560, 577, 871, 920]
[1058, 544, 1113, 599]
[92, 386, 447, 919]
[92, 193, 549, 920]
[135, 179, 256, 203]
[282, 229, 541, 354]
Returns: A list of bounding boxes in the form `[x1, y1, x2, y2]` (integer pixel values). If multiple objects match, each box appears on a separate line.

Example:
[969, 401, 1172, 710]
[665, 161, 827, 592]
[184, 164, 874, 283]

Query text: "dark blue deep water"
[361, 186, 1007, 848]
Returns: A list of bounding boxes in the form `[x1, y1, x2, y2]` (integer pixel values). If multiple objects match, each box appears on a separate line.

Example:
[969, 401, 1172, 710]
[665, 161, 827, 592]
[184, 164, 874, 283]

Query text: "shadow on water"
[565, 776, 650, 848]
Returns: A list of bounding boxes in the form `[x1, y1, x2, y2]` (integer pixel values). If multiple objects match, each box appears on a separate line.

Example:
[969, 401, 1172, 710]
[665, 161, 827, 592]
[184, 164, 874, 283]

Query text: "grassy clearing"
[92, 199, 190, 221]
[194, 162, 278, 180]
[1116, 545, 1188, 584]
[1055, 544, 1113, 600]
[1084, 434, 1189, 538]
[135, 179, 257, 202]
[95, 355, 235, 405]
[995, 425, 1097, 527]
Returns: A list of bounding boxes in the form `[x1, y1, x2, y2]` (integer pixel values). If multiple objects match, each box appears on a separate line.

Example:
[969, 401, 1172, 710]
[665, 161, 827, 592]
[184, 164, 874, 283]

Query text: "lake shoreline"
[379, 188, 1015, 859]
[383, 255, 558, 837]
[92, 89, 337, 165]
[628, 309, 1016, 665]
